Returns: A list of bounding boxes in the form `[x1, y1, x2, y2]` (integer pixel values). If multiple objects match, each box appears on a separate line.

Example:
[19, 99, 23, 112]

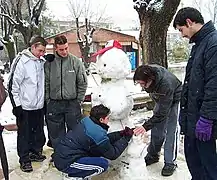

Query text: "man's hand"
[120, 126, 134, 137]
[120, 126, 134, 142]
[44, 54, 55, 62]
[133, 126, 146, 136]
[195, 116, 213, 141]
[12, 106, 22, 118]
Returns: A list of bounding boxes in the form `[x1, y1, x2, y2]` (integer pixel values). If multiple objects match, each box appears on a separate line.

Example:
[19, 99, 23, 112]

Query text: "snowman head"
[93, 40, 131, 79]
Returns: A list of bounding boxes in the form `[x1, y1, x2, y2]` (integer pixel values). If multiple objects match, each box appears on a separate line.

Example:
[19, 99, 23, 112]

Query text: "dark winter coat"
[180, 21, 217, 138]
[53, 116, 130, 171]
[142, 65, 182, 131]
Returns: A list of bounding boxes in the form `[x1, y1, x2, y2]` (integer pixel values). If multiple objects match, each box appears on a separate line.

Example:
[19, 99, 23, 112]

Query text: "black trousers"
[16, 108, 46, 163]
[46, 100, 82, 148]
[184, 136, 217, 180]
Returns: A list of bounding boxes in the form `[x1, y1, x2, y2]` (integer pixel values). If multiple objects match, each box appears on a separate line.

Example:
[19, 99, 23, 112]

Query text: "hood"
[20, 48, 45, 63]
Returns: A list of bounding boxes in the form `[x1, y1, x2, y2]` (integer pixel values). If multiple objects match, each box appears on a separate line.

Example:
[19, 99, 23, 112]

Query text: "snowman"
[90, 40, 149, 179]
[91, 40, 147, 147]
[91, 40, 134, 129]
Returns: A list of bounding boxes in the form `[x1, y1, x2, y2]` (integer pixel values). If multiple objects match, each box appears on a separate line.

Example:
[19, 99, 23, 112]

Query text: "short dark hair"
[29, 36, 47, 47]
[173, 7, 204, 29]
[54, 35, 67, 46]
[90, 104, 110, 121]
[133, 65, 156, 83]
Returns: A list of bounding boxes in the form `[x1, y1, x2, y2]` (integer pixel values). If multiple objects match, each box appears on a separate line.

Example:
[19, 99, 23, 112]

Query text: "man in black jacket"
[53, 104, 133, 180]
[133, 65, 182, 176]
[173, 7, 217, 180]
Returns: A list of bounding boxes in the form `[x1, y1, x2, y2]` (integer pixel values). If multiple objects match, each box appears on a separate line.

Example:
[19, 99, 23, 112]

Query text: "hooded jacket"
[142, 65, 182, 131]
[8, 49, 45, 110]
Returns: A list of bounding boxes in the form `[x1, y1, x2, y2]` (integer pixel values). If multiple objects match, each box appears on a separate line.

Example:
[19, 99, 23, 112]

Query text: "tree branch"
[0, 13, 18, 25]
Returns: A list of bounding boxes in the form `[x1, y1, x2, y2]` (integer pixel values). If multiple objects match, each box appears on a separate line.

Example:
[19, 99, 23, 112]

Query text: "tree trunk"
[139, 13, 168, 68]
[5, 41, 16, 65]
[136, 0, 181, 68]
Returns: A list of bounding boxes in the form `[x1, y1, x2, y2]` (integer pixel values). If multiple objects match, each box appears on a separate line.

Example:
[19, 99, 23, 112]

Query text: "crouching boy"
[53, 104, 133, 179]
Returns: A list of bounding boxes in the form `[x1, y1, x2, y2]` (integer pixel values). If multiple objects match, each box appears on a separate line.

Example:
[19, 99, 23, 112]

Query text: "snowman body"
[91, 47, 133, 123]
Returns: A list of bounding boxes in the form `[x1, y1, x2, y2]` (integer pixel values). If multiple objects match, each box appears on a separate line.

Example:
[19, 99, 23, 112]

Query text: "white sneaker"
[62, 173, 83, 180]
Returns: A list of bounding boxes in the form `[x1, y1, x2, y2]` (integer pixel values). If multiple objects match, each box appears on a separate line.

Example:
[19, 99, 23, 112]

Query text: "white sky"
[45, 0, 208, 29]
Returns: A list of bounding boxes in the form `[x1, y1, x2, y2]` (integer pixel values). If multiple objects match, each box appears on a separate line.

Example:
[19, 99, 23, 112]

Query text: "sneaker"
[62, 173, 83, 180]
[20, 162, 33, 172]
[29, 152, 46, 162]
[144, 153, 159, 166]
[161, 163, 177, 176]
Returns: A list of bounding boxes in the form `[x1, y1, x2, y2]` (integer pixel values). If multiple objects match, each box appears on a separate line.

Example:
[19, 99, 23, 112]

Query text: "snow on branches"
[133, 0, 163, 12]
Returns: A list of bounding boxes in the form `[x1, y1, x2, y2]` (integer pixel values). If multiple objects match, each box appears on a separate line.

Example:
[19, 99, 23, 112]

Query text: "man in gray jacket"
[133, 65, 182, 177]
[44, 35, 87, 148]
[8, 36, 47, 172]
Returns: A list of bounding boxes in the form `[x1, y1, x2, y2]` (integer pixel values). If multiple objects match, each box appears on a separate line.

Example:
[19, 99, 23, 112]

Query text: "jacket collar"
[20, 48, 45, 64]
[89, 116, 109, 131]
[190, 21, 216, 44]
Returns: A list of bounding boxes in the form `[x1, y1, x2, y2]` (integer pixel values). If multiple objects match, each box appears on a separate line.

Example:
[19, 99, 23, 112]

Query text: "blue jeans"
[63, 157, 108, 178]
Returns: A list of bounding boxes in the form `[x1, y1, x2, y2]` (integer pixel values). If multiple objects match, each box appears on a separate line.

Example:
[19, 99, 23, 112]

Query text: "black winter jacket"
[142, 65, 182, 131]
[180, 21, 217, 138]
[53, 117, 130, 171]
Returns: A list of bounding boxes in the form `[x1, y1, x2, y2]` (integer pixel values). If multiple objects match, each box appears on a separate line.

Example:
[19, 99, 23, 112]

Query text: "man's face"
[176, 19, 196, 39]
[136, 80, 153, 89]
[100, 114, 111, 125]
[31, 44, 46, 58]
[55, 43, 69, 57]
[176, 25, 193, 39]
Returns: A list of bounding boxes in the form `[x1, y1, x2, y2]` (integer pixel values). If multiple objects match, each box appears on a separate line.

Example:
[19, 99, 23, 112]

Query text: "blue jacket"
[53, 117, 130, 171]
[180, 21, 217, 138]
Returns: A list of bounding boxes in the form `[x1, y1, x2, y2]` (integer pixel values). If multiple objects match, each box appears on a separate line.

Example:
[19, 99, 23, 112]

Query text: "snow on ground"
[0, 66, 191, 180]
[1, 107, 191, 180]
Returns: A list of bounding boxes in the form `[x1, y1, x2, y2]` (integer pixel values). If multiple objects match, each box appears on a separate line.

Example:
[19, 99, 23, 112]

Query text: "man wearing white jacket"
[8, 36, 47, 173]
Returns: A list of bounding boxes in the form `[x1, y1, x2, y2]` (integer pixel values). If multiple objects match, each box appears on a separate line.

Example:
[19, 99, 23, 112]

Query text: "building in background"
[45, 27, 140, 70]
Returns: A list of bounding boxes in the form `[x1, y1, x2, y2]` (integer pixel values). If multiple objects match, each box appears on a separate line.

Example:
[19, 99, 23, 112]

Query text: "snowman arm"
[143, 88, 174, 131]
[107, 131, 122, 144]
[96, 137, 129, 160]
[75, 60, 88, 102]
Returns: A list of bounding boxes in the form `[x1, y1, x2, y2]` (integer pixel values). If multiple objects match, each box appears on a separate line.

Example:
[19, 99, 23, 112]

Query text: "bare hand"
[133, 126, 146, 136]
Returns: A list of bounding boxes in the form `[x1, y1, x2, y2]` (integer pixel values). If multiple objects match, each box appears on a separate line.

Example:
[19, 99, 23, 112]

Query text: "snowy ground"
[0, 107, 191, 180]
[0, 66, 192, 180]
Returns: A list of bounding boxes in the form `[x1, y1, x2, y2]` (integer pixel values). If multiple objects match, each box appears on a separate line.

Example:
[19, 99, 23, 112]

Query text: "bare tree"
[68, 0, 110, 69]
[0, 0, 45, 46]
[68, 0, 110, 27]
[193, 0, 217, 25]
[0, 0, 16, 64]
[76, 17, 95, 69]
[133, 0, 181, 68]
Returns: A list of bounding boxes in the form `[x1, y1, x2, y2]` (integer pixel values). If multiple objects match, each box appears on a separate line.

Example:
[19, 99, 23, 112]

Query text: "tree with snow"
[133, 0, 181, 68]
[68, 0, 111, 69]
[0, 0, 45, 47]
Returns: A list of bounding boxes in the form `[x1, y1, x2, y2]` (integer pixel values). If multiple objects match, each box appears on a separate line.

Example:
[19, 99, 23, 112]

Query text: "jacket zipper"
[61, 59, 63, 99]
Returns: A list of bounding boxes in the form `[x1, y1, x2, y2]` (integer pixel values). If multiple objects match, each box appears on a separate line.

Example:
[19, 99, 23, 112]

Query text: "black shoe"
[144, 153, 159, 166]
[30, 152, 46, 162]
[161, 163, 177, 176]
[47, 140, 53, 148]
[20, 162, 33, 172]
